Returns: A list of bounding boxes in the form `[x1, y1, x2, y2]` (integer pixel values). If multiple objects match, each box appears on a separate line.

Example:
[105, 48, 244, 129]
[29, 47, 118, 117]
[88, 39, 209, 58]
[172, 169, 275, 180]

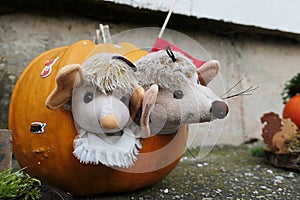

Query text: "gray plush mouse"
[135, 46, 229, 135]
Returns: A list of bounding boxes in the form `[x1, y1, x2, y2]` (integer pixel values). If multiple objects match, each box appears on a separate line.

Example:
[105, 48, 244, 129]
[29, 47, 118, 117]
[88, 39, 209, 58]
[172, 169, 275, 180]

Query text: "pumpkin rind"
[283, 94, 300, 129]
[9, 40, 188, 196]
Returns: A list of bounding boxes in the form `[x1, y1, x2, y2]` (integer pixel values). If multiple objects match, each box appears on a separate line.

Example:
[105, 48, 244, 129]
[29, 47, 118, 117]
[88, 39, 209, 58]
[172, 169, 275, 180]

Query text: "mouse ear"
[129, 84, 144, 121]
[197, 60, 220, 86]
[140, 84, 159, 138]
[45, 64, 84, 109]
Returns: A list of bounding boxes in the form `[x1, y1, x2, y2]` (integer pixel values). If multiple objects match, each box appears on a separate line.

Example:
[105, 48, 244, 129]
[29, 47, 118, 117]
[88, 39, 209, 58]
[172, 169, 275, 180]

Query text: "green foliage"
[251, 147, 265, 157]
[282, 73, 300, 104]
[0, 168, 41, 200]
[286, 135, 300, 154]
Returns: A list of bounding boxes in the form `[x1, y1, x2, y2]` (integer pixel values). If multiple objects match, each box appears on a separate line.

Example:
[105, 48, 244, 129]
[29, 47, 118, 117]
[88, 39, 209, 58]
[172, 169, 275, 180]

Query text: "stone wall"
[1, 1, 300, 145]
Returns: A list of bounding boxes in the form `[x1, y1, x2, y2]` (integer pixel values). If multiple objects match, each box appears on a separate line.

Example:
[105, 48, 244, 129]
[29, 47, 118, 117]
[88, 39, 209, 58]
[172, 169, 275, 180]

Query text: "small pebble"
[180, 156, 188, 161]
[274, 176, 283, 183]
[286, 172, 295, 178]
[216, 189, 222, 193]
[275, 176, 284, 180]
[260, 186, 268, 190]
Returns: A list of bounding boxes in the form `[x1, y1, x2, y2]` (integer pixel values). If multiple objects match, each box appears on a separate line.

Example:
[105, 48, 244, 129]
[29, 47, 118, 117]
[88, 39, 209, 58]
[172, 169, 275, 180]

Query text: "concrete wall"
[107, 0, 300, 34]
[1, 3, 299, 145]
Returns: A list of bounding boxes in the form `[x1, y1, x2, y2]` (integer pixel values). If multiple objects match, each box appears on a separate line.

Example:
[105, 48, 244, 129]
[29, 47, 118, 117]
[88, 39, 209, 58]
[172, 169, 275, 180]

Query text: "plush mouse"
[135, 46, 229, 135]
[46, 53, 157, 168]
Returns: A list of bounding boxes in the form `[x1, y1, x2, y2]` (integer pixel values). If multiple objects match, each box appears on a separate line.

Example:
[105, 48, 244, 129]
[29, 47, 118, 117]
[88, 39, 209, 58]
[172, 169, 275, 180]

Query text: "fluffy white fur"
[73, 127, 141, 167]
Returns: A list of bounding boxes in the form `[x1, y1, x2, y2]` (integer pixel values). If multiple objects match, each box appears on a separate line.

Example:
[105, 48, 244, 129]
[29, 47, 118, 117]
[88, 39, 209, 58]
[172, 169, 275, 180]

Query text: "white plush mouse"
[45, 53, 158, 168]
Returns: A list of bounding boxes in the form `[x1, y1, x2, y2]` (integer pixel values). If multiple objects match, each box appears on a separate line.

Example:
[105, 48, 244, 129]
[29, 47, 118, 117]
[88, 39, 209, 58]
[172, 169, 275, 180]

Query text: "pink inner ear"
[45, 64, 83, 109]
[129, 85, 144, 123]
[196, 60, 220, 85]
[197, 72, 208, 86]
[140, 84, 159, 138]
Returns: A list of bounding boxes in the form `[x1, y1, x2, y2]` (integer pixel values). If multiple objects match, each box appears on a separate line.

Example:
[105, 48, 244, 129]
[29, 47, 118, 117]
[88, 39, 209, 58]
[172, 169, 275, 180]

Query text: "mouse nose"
[210, 100, 229, 119]
[100, 114, 119, 130]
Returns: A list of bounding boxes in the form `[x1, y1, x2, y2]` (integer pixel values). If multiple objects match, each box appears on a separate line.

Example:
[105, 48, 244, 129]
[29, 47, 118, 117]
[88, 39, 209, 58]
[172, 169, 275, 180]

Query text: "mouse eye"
[83, 92, 94, 103]
[173, 90, 183, 99]
[197, 79, 200, 84]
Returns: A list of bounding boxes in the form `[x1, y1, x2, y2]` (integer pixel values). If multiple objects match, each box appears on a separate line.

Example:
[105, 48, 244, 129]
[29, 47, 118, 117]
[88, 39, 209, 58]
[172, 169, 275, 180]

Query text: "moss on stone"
[0, 69, 16, 129]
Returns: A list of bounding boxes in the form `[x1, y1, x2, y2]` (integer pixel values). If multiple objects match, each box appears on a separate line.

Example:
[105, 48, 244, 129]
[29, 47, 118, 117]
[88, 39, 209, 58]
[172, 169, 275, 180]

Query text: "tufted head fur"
[82, 53, 138, 95]
[136, 50, 197, 90]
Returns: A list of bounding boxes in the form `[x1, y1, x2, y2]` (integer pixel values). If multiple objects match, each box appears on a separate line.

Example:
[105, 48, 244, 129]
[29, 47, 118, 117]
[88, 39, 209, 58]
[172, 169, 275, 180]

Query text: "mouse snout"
[100, 114, 119, 130]
[210, 100, 229, 119]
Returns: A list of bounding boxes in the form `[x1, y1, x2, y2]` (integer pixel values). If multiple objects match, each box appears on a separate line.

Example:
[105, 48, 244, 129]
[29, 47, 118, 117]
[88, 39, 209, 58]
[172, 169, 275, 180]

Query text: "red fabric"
[151, 37, 205, 68]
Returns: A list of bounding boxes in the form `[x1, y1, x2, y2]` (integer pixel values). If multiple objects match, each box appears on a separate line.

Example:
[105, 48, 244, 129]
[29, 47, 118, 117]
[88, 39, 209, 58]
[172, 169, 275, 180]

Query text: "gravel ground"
[78, 142, 300, 200]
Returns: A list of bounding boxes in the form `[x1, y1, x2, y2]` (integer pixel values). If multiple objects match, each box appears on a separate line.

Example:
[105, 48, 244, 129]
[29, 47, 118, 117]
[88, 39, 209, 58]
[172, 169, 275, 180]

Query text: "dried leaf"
[273, 118, 299, 153]
[261, 112, 282, 149]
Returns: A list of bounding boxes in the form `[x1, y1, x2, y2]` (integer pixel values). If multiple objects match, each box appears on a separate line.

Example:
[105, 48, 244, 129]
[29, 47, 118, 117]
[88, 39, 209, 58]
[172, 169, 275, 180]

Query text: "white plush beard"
[73, 127, 142, 168]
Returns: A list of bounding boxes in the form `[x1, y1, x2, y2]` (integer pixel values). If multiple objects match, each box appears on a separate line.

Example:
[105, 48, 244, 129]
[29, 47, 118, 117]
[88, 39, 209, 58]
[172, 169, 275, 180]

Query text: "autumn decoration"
[261, 73, 300, 171]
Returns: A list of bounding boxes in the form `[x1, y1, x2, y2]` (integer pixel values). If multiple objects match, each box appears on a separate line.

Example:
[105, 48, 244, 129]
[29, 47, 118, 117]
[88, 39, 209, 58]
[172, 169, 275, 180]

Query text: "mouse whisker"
[220, 76, 244, 98]
[222, 85, 259, 99]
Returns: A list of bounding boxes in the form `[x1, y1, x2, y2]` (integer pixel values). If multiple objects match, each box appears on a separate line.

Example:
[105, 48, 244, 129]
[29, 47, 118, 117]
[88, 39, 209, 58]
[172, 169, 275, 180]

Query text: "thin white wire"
[158, 0, 178, 38]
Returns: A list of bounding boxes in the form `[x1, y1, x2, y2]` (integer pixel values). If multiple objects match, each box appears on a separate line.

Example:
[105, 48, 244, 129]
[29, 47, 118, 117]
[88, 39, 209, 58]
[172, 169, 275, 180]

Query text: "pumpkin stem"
[94, 24, 111, 44]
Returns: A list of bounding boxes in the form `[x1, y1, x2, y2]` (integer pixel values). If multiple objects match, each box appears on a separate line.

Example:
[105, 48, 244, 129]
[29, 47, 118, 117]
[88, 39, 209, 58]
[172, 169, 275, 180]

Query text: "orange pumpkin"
[283, 94, 300, 129]
[8, 40, 188, 196]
